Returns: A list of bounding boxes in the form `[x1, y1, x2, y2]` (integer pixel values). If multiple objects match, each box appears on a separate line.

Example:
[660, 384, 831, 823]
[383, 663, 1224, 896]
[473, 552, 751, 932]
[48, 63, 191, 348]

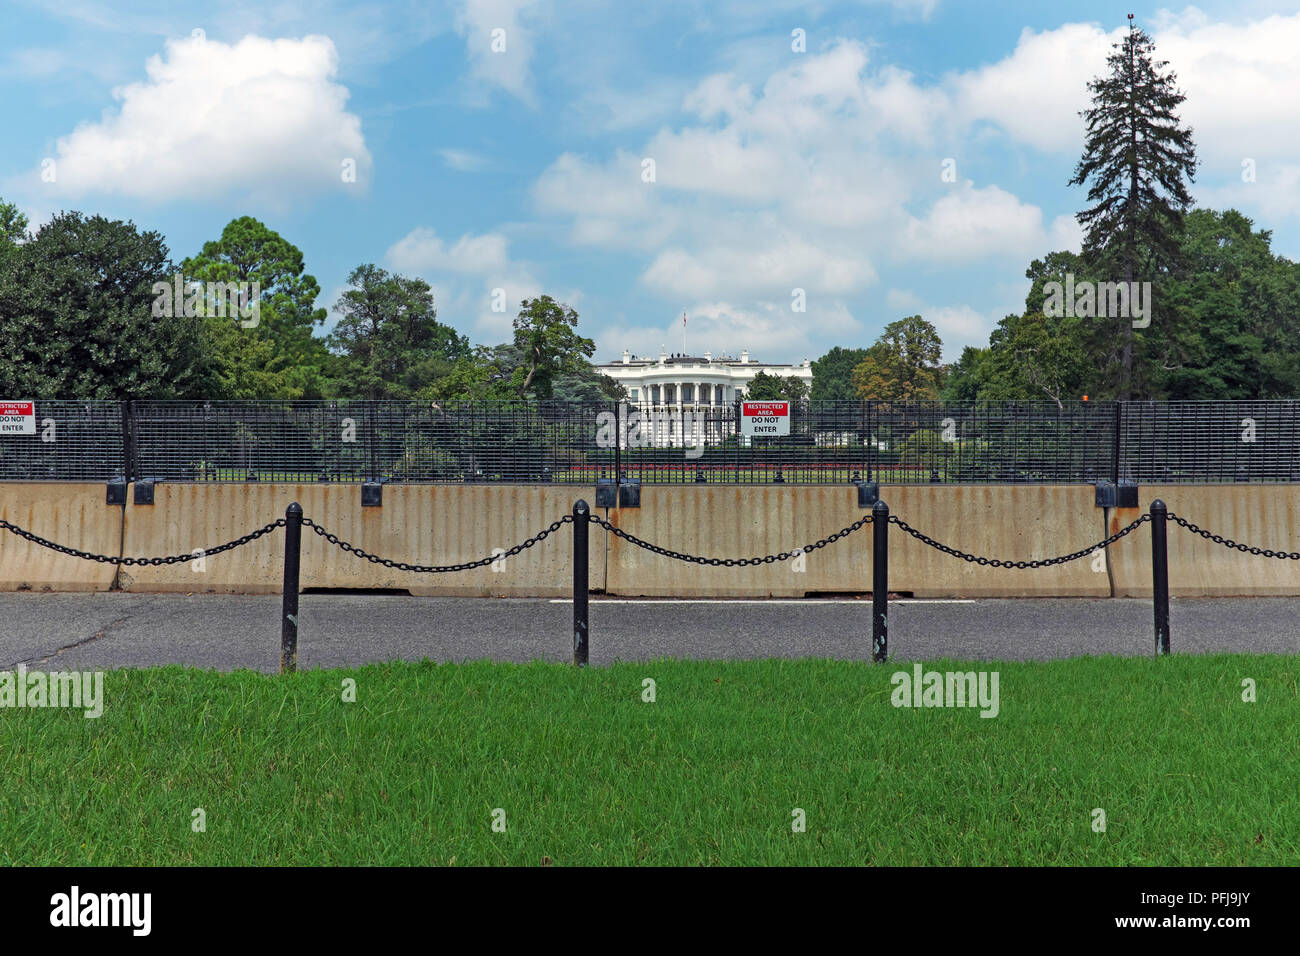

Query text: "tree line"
[0, 210, 623, 403]
[812, 23, 1300, 407]
[3, 24, 1298, 407]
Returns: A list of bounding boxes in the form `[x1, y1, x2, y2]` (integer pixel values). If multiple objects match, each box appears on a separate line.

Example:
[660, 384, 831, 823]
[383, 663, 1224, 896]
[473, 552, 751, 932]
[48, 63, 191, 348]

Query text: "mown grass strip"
[0, 656, 1294, 865]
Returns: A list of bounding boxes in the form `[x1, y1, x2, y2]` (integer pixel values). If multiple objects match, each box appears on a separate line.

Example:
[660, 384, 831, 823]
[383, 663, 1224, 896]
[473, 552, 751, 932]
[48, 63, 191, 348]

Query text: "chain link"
[11, 505, 1294, 577]
[885, 513, 1151, 568]
[1165, 512, 1300, 560]
[302, 515, 574, 572]
[590, 513, 873, 566]
[0, 517, 286, 565]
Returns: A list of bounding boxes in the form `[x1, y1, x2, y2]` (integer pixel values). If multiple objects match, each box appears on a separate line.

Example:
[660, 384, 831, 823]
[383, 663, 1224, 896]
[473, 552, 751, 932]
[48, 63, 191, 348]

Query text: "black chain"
[589, 513, 873, 566]
[0, 517, 286, 565]
[1166, 512, 1300, 560]
[885, 513, 1151, 568]
[302, 515, 573, 572]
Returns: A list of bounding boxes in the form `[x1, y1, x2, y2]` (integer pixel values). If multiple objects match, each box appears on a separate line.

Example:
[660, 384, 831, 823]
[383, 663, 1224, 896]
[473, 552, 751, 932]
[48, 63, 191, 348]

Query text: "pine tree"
[1068, 16, 1197, 399]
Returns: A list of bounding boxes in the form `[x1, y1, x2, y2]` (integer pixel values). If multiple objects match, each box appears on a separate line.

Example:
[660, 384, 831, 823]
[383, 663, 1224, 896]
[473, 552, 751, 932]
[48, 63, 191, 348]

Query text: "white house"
[596, 348, 813, 405]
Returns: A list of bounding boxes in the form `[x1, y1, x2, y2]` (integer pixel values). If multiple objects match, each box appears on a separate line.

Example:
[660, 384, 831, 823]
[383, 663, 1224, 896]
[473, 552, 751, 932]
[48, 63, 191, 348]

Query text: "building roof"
[597, 351, 805, 368]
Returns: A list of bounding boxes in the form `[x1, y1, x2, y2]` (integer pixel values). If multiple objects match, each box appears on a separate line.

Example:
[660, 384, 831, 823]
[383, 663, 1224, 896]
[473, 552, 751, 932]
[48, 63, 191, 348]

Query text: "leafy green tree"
[0, 198, 27, 243]
[0, 212, 205, 398]
[182, 217, 333, 398]
[811, 346, 869, 402]
[742, 370, 809, 402]
[509, 295, 595, 399]
[1068, 19, 1197, 398]
[549, 367, 627, 403]
[328, 264, 470, 400]
[981, 311, 1092, 408]
[940, 346, 992, 403]
[0, 197, 28, 270]
[423, 346, 518, 401]
[851, 315, 945, 401]
[1155, 209, 1300, 398]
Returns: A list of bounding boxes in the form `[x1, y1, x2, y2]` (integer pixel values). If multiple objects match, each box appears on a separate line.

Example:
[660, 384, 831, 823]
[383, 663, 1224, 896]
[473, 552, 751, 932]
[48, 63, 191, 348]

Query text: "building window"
[629, 388, 639, 401]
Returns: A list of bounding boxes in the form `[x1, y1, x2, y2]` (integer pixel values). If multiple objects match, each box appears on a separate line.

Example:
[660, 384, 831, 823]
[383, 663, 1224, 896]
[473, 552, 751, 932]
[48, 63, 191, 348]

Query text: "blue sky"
[3, 0, 1299, 365]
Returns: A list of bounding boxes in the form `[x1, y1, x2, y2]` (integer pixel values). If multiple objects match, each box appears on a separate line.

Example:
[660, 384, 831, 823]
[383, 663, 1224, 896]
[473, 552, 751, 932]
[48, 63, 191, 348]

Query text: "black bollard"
[573, 500, 590, 666]
[281, 502, 303, 674]
[872, 500, 889, 663]
[1151, 499, 1170, 656]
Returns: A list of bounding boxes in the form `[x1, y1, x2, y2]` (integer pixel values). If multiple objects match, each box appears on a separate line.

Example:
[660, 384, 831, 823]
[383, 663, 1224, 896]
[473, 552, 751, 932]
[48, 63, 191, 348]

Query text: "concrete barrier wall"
[883, 485, 1110, 598]
[5, 481, 1300, 597]
[0, 483, 120, 591]
[603, 484, 1109, 597]
[605, 485, 868, 597]
[119, 484, 605, 597]
[1108, 485, 1300, 596]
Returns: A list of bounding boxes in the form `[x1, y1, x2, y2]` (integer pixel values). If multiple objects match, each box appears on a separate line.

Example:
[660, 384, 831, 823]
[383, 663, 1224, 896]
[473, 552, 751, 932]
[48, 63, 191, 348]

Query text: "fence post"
[573, 499, 590, 667]
[281, 502, 303, 674]
[1112, 402, 1123, 485]
[1151, 499, 1170, 656]
[121, 400, 137, 482]
[367, 401, 379, 482]
[613, 401, 621, 485]
[872, 499, 889, 662]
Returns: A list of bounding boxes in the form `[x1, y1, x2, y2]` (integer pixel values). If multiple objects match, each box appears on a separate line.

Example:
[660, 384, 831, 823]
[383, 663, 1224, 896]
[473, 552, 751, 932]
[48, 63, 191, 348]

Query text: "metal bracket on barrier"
[106, 478, 127, 506]
[1095, 480, 1138, 508]
[595, 479, 616, 508]
[856, 480, 879, 507]
[618, 480, 641, 509]
[133, 479, 155, 505]
[361, 481, 383, 507]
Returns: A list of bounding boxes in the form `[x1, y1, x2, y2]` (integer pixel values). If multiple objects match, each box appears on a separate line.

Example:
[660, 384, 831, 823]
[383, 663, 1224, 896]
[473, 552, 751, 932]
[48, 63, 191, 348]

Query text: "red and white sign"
[741, 400, 790, 437]
[0, 401, 35, 435]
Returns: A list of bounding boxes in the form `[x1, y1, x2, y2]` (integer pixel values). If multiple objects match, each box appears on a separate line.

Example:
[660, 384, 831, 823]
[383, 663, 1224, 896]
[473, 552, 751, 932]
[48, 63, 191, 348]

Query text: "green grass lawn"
[0, 656, 1293, 866]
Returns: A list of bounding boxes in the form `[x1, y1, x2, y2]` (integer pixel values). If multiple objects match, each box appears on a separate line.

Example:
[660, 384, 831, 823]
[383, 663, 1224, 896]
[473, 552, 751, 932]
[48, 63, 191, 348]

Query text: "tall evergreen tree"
[328, 264, 469, 400]
[1068, 16, 1197, 399]
[182, 217, 333, 398]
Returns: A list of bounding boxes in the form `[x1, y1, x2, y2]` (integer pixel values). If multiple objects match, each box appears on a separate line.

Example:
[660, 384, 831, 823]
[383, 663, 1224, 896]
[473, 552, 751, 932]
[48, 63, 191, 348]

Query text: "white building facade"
[597, 349, 813, 406]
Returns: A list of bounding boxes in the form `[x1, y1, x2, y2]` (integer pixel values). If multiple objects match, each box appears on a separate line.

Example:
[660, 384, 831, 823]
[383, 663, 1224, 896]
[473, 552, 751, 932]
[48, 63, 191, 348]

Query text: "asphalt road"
[0, 592, 1297, 672]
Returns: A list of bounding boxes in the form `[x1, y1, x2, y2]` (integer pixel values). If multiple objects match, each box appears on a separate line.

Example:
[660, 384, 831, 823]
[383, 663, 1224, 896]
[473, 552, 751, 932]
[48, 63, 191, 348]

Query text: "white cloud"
[951, 23, 1112, 153]
[885, 288, 924, 312]
[900, 182, 1051, 262]
[388, 227, 511, 274]
[35, 33, 370, 201]
[927, 305, 993, 359]
[385, 226, 552, 341]
[454, 0, 540, 105]
[438, 148, 490, 172]
[641, 236, 876, 299]
[950, 14, 1300, 166]
[601, 298, 861, 363]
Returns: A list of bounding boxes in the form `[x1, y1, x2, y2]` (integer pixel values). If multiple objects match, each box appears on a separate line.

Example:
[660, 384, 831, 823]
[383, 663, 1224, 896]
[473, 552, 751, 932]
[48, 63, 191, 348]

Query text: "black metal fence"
[1, 399, 1298, 484]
